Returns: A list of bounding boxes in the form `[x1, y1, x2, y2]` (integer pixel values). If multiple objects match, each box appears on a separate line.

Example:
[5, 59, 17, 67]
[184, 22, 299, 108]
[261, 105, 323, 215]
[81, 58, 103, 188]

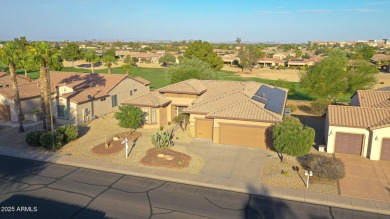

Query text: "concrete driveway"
[180, 138, 267, 188]
[336, 154, 390, 201]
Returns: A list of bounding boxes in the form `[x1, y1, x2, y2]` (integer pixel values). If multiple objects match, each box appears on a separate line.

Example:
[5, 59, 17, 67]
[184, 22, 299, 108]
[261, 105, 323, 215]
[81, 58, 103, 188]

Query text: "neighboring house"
[0, 72, 150, 125]
[221, 55, 239, 65]
[286, 59, 315, 67]
[325, 90, 390, 160]
[124, 79, 288, 149]
[258, 58, 284, 67]
[0, 73, 41, 122]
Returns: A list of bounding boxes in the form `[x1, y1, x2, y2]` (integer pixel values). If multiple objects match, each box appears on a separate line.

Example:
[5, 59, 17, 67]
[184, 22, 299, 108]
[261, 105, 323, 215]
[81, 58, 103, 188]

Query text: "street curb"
[0, 146, 388, 215]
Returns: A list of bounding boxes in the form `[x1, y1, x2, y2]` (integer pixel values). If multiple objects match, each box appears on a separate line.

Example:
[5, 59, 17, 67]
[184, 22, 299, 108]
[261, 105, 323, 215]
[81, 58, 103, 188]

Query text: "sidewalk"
[0, 145, 389, 215]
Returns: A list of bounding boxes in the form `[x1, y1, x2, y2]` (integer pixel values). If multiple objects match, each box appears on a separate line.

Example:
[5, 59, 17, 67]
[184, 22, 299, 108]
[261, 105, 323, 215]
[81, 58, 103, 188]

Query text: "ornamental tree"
[272, 116, 315, 162]
[114, 105, 144, 134]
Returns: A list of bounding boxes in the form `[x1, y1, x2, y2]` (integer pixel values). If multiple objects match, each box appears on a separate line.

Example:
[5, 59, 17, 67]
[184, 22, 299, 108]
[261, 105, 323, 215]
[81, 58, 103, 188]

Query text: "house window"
[130, 90, 133, 96]
[57, 105, 68, 119]
[111, 95, 118, 107]
[177, 106, 186, 116]
[134, 89, 137, 92]
[101, 97, 106, 101]
[151, 108, 156, 123]
[142, 108, 149, 123]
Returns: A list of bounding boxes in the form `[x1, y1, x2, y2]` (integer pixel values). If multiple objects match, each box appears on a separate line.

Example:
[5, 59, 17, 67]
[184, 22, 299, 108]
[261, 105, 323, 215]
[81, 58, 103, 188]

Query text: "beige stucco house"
[325, 90, 390, 160]
[0, 73, 42, 122]
[0, 72, 150, 126]
[124, 79, 288, 148]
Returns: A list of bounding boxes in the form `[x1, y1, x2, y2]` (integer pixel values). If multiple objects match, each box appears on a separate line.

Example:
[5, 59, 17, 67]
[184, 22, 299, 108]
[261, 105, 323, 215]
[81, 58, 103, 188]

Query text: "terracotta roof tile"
[131, 77, 150, 86]
[123, 91, 171, 107]
[61, 87, 107, 104]
[195, 80, 246, 103]
[356, 90, 390, 109]
[184, 90, 251, 114]
[328, 105, 390, 129]
[206, 99, 281, 122]
[0, 75, 40, 100]
[158, 79, 208, 95]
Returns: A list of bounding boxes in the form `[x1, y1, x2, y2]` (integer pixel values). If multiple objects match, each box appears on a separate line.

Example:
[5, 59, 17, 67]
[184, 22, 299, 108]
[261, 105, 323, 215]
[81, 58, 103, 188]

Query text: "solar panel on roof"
[252, 95, 268, 104]
[264, 88, 287, 114]
[255, 85, 274, 98]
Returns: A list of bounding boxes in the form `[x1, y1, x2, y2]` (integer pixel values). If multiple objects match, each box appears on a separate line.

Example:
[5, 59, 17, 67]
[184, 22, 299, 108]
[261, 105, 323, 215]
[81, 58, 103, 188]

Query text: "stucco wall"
[326, 125, 370, 157]
[371, 127, 390, 160]
[189, 114, 206, 137]
[0, 95, 42, 122]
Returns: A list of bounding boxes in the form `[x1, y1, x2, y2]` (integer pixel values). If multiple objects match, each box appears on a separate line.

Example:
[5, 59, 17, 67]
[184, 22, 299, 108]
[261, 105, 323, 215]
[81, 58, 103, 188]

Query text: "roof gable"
[356, 90, 390, 109]
[158, 79, 207, 95]
[123, 91, 171, 107]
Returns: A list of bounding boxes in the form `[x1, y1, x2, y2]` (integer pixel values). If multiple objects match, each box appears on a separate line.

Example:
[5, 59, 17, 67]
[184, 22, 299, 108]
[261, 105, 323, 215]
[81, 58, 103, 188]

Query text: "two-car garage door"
[334, 133, 364, 155]
[220, 123, 269, 149]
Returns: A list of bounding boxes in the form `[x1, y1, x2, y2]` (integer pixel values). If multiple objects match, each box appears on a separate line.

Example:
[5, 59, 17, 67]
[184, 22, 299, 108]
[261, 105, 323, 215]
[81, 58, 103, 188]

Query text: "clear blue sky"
[0, 0, 389, 43]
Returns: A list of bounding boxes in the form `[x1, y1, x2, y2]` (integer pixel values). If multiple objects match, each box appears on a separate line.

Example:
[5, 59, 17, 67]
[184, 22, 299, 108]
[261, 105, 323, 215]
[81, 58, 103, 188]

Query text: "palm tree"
[0, 41, 25, 132]
[84, 49, 99, 73]
[102, 55, 117, 74]
[30, 42, 63, 130]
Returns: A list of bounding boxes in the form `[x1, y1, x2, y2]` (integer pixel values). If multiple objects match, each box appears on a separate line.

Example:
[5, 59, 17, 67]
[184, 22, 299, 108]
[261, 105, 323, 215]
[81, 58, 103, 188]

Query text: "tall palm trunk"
[40, 65, 50, 130]
[91, 61, 94, 73]
[108, 64, 111, 74]
[9, 64, 25, 132]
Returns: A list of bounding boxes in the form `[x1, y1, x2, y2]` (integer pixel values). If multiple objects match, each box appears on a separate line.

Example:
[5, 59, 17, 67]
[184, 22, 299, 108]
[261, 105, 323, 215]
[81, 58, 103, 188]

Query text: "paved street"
[0, 156, 387, 219]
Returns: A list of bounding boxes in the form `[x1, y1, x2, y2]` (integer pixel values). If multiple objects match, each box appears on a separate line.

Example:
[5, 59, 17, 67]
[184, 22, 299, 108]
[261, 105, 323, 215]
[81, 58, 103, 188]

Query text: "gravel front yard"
[58, 112, 205, 175]
[260, 149, 338, 195]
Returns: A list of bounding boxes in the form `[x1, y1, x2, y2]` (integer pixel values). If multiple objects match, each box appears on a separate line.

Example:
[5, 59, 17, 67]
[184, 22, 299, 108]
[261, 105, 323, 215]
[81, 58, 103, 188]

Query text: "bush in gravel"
[57, 124, 78, 143]
[40, 131, 64, 150]
[26, 130, 48, 146]
[307, 154, 345, 180]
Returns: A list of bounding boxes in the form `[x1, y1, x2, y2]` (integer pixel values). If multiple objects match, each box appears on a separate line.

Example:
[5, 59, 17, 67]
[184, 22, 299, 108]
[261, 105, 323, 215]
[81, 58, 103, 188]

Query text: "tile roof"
[61, 87, 108, 104]
[0, 82, 41, 100]
[371, 54, 390, 62]
[131, 77, 150, 86]
[158, 79, 208, 95]
[127, 79, 287, 122]
[206, 99, 281, 122]
[50, 72, 136, 103]
[328, 105, 390, 130]
[184, 90, 251, 115]
[123, 91, 171, 107]
[355, 90, 390, 109]
[0, 74, 41, 100]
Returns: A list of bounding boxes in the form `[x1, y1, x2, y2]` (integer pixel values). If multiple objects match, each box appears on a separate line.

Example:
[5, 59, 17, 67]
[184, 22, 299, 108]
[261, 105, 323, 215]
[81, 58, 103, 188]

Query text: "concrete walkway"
[0, 144, 389, 215]
[337, 154, 390, 202]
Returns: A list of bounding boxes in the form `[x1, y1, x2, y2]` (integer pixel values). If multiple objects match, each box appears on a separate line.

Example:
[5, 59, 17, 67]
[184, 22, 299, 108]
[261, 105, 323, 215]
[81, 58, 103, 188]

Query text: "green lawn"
[15, 66, 351, 102]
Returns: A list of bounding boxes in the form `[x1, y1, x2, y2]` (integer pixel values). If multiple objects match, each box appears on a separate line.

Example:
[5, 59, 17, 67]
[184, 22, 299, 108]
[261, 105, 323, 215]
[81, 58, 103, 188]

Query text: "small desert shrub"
[310, 99, 330, 116]
[307, 154, 345, 180]
[151, 131, 174, 149]
[379, 81, 384, 84]
[286, 104, 297, 112]
[57, 125, 78, 143]
[270, 66, 275, 69]
[26, 130, 47, 146]
[40, 131, 64, 150]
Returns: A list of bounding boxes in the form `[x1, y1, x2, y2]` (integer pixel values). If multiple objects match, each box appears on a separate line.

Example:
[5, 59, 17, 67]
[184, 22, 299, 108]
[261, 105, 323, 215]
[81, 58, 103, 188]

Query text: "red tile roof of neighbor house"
[355, 90, 390, 109]
[328, 105, 390, 130]
[0, 74, 40, 100]
[0, 72, 148, 104]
